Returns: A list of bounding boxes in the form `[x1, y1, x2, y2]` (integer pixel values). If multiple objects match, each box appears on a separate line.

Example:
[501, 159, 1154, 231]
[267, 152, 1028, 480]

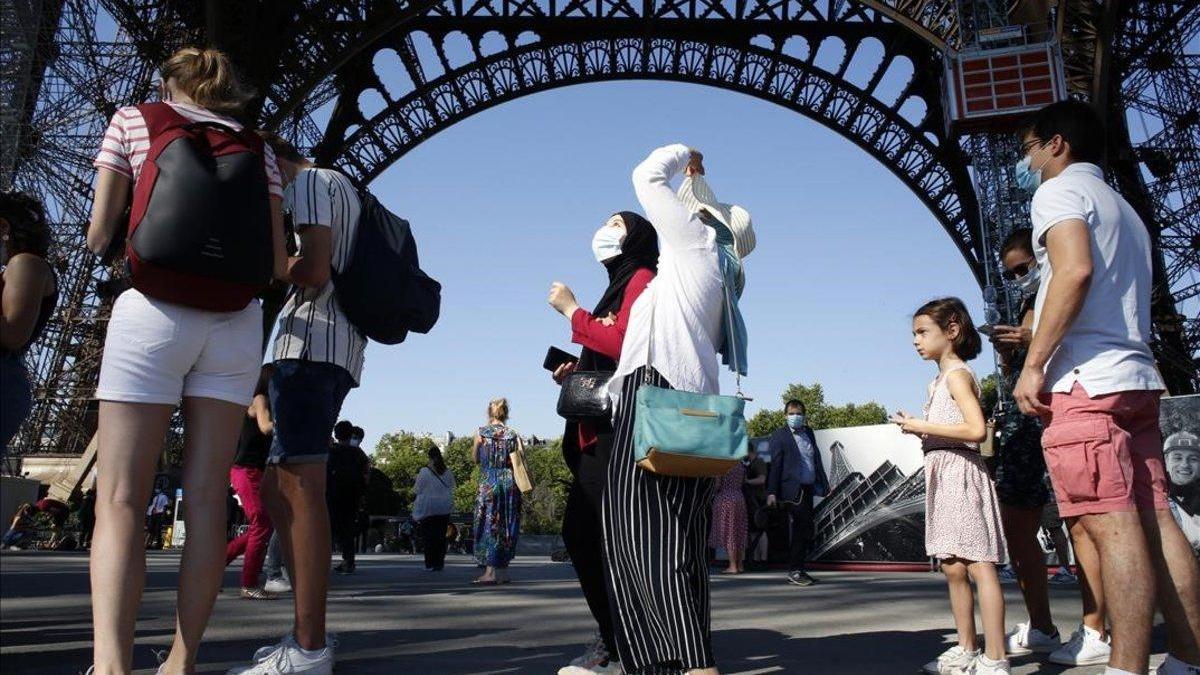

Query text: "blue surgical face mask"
[1015, 143, 1048, 194]
[787, 414, 806, 429]
[592, 224, 624, 263]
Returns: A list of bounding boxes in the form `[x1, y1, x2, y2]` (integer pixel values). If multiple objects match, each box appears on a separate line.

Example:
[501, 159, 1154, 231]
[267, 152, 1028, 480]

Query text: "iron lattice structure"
[2, 0, 1197, 463]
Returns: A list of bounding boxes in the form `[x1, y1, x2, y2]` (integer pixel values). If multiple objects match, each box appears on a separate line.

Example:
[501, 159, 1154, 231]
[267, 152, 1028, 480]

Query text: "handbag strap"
[643, 236, 746, 398]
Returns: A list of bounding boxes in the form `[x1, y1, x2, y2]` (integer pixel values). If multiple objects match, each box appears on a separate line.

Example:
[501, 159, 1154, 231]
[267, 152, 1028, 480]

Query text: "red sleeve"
[571, 268, 655, 360]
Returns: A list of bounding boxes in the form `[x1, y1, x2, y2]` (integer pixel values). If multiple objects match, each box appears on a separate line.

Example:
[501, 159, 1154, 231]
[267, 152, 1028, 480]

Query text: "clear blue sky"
[317, 81, 996, 452]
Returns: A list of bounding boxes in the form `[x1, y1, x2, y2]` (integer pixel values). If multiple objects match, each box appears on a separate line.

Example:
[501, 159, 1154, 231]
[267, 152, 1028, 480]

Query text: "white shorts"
[96, 289, 263, 406]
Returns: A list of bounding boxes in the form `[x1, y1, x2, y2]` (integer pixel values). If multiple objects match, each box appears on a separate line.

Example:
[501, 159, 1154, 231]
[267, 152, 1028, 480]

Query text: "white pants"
[96, 289, 262, 406]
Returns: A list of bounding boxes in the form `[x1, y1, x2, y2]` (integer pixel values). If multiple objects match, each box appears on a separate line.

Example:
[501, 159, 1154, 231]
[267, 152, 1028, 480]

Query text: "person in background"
[413, 445, 456, 572]
[229, 130, 367, 675]
[989, 228, 1110, 667]
[1, 191, 58, 453]
[261, 532, 291, 594]
[710, 459, 748, 575]
[77, 488, 97, 550]
[1163, 432, 1200, 554]
[1011, 99, 1200, 675]
[743, 443, 769, 568]
[892, 297, 1009, 675]
[471, 398, 522, 585]
[2, 503, 36, 549]
[766, 400, 831, 587]
[146, 488, 170, 550]
[86, 45, 287, 675]
[225, 365, 277, 600]
[602, 145, 755, 675]
[546, 206, 658, 675]
[327, 421, 369, 575]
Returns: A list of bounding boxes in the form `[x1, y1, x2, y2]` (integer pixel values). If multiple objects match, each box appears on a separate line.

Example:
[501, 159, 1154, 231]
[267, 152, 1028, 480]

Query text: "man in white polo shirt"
[1011, 100, 1200, 675]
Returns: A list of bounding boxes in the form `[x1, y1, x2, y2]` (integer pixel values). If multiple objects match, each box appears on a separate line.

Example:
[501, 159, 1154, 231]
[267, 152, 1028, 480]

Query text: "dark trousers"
[146, 512, 165, 548]
[420, 514, 450, 570]
[562, 430, 618, 659]
[329, 499, 359, 567]
[786, 489, 816, 572]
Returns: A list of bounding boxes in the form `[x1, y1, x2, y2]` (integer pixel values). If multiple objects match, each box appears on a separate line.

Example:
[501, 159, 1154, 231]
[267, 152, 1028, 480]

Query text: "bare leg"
[969, 561, 1008, 661]
[1001, 504, 1054, 634]
[90, 401, 175, 675]
[1078, 511, 1155, 672]
[943, 559, 978, 651]
[1069, 519, 1108, 637]
[265, 463, 330, 651]
[160, 397, 244, 673]
[1139, 509, 1200, 663]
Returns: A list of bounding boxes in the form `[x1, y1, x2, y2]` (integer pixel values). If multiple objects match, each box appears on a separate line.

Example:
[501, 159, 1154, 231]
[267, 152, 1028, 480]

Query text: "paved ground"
[0, 551, 1171, 674]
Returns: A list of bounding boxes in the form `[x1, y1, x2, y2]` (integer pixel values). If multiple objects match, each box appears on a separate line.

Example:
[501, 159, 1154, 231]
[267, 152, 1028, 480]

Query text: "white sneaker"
[1152, 654, 1200, 674]
[252, 634, 338, 663]
[558, 665, 624, 675]
[564, 632, 608, 670]
[923, 646, 980, 675]
[1005, 621, 1061, 655]
[263, 577, 292, 594]
[1048, 624, 1111, 666]
[227, 643, 333, 674]
[967, 654, 1011, 675]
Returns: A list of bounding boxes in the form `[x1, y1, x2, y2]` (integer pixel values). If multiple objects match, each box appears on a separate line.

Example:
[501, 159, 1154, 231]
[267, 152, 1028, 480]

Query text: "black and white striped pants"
[602, 367, 718, 674]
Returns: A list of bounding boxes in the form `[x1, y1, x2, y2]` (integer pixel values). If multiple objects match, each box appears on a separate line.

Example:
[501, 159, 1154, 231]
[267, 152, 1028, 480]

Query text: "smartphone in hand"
[543, 346, 578, 372]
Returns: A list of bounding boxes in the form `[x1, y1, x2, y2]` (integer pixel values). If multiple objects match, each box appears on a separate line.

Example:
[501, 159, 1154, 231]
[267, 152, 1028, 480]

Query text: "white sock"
[1103, 668, 1140, 675]
[297, 645, 327, 658]
[1165, 654, 1200, 669]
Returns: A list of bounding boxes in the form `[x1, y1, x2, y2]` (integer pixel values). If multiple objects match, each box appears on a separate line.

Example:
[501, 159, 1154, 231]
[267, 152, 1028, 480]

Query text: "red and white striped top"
[93, 101, 284, 199]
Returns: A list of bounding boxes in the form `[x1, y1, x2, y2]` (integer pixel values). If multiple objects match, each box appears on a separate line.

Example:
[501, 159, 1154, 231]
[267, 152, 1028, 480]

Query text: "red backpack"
[126, 102, 273, 312]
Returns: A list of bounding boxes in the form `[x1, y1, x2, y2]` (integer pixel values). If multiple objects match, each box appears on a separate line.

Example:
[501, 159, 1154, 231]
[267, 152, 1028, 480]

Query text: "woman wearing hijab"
[547, 210, 659, 675]
[602, 145, 755, 675]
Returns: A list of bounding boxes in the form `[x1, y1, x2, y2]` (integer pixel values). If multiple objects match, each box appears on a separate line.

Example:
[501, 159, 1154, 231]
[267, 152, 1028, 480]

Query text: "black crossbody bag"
[556, 370, 615, 420]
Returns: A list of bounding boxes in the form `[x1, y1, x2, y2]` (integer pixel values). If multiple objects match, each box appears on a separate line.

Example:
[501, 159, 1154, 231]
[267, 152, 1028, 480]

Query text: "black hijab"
[576, 211, 658, 373]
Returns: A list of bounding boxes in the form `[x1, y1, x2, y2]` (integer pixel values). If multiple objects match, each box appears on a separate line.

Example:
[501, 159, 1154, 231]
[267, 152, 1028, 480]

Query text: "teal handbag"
[633, 278, 750, 478]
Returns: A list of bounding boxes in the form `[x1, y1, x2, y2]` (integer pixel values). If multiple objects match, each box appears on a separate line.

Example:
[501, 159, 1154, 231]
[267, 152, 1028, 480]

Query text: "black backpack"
[333, 191, 441, 344]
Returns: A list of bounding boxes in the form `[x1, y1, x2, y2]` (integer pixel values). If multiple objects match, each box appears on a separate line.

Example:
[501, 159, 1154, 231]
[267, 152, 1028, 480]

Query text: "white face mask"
[591, 224, 625, 264]
[349, 438, 361, 448]
[1015, 266, 1041, 297]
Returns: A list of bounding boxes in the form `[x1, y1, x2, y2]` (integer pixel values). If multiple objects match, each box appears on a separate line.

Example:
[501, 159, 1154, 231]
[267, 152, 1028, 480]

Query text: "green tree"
[747, 408, 786, 438]
[443, 434, 480, 514]
[979, 373, 999, 417]
[519, 437, 572, 535]
[749, 382, 888, 437]
[373, 431, 439, 510]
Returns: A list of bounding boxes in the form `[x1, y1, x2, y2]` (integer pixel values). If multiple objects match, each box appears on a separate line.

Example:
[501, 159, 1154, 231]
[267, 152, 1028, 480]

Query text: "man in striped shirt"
[228, 133, 366, 675]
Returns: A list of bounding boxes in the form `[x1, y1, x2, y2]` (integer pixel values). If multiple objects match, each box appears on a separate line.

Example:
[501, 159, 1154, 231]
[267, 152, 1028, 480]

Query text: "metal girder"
[313, 23, 983, 281]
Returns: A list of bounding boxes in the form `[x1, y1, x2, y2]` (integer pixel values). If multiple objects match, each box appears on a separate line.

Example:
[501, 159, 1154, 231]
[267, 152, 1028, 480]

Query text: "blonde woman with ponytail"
[86, 46, 286, 675]
[470, 397, 523, 585]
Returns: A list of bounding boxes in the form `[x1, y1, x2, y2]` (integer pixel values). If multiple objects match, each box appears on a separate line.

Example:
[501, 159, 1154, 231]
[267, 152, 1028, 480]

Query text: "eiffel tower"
[3, 0, 1197, 497]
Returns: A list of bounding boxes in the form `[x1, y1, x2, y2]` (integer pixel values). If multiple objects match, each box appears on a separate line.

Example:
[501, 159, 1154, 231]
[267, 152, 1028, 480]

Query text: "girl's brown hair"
[159, 47, 254, 115]
[488, 398, 510, 423]
[914, 297, 982, 360]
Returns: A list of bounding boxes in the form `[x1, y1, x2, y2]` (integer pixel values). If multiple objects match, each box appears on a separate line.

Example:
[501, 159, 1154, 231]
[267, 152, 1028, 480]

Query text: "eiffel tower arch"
[3, 0, 1197, 487]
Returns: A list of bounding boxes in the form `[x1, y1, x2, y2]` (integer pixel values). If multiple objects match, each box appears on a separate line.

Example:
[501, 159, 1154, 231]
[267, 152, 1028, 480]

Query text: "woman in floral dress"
[471, 397, 522, 584]
[710, 461, 748, 574]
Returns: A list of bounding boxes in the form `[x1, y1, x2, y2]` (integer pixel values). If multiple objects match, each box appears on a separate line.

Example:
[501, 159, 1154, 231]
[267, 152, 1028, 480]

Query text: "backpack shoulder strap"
[136, 102, 190, 140]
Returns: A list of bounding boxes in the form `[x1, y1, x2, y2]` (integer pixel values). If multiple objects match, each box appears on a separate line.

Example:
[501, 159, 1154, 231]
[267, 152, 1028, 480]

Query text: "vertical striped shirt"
[93, 101, 284, 198]
[271, 167, 366, 384]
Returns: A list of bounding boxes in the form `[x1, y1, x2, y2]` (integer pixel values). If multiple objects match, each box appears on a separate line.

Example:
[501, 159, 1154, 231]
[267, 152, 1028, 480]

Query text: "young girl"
[892, 297, 1010, 675]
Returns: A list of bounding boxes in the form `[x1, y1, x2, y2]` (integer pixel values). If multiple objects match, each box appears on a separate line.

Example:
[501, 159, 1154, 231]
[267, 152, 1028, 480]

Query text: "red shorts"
[1039, 383, 1169, 518]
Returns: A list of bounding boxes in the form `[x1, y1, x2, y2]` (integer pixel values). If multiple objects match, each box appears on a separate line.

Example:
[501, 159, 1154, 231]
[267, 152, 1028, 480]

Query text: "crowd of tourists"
[0, 44, 1198, 675]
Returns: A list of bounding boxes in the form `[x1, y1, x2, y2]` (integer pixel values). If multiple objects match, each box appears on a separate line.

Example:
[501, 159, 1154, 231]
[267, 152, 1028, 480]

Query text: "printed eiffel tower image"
[811, 439, 927, 562]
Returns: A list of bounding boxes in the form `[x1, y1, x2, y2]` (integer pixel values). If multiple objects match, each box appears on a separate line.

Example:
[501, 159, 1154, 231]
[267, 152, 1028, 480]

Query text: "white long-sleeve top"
[608, 144, 726, 409]
[412, 466, 455, 520]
